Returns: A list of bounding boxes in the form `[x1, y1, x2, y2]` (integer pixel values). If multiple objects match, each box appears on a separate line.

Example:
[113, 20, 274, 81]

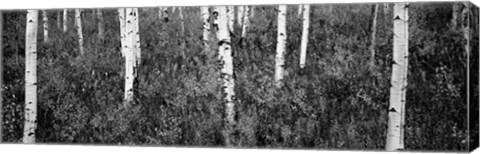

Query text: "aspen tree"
[298, 4, 302, 17]
[369, 4, 378, 68]
[241, 5, 250, 39]
[23, 10, 39, 144]
[215, 6, 235, 146]
[56, 11, 61, 29]
[97, 9, 104, 40]
[299, 4, 310, 69]
[158, 7, 163, 19]
[0, 10, 3, 143]
[227, 6, 235, 34]
[179, 7, 185, 36]
[386, 3, 409, 151]
[123, 8, 141, 108]
[63, 9, 68, 32]
[237, 6, 244, 27]
[118, 8, 126, 57]
[75, 9, 84, 55]
[172, 7, 177, 14]
[201, 6, 211, 53]
[42, 10, 49, 43]
[275, 5, 287, 87]
[250, 6, 255, 18]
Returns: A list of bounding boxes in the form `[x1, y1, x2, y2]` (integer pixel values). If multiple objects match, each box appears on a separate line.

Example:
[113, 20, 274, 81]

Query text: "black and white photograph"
[0, 0, 478, 152]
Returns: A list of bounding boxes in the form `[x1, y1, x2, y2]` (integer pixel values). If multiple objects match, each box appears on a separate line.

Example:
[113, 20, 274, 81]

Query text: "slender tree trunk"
[451, 3, 460, 29]
[461, 2, 470, 56]
[250, 6, 255, 18]
[158, 7, 163, 19]
[42, 10, 49, 43]
[275, 5, 287, 87]
[299, 4, 310, 69]
[298, 4, 302, 17]
[237, 6, 244, 27]
[63, 9, 68, 32]
[0, 10, 3, 143]
[201, 6, 211, 53]
[369, 4, 379, 68]
[97, 9, 104, 40]
[216, 6, 236, 147]
[241, 6, 250, 39]
[56, 11, 61, 29]
[386, 3, 409, 151]
[172, 7, 176, 14]
[75, 9, 84, 55]
[227, 6, 235, 34]
[179, 7, 185, 37]
[123, 8, 141, 108]
[23, 10, 39, 144]
[118, 8, 126, 57]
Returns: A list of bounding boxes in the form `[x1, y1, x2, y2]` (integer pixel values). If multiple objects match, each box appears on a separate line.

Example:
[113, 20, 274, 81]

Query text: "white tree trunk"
[201, 6, 211, 53]
[75, 9, 84, 55]
[237, 6, 244, 27]
[227, 6, 235, 34]
[250, 6, 255, 18]
[23, 10, 39, 144]
[42, 10, 49, 43]
[63, 9, 68, 32]
[386, 3, 409, 151]
[124, 8, 141, 108]
[241, 6, 250, 39]
[216, 6, 235, 146]
[369, 4, 379, 68]
[118, 8, 126, 57]
[299, 4, 310, 69]
[298, 4, 302, 17]
[275, 5, 287, 87]
[179, 7, 185, 36]
[56, 11, 61, 29]
[158, 7, 163, 19]
[97, 9, 104, 40]
[172, 7, 176, 14]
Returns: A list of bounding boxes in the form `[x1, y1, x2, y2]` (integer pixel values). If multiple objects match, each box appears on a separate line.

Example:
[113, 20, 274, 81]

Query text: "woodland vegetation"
[0, 2, 478, 151]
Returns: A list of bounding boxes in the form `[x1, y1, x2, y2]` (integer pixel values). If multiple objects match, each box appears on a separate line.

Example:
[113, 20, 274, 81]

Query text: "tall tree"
[97, 9, 104, 40]
[0, 10, 3, 143]
[461, 2, 470, 56]
[386, 2, 409, 151]
[240, 5, 250, 39]
[118, 8, 126, 57]
[215, 6, 235, 146]
[237, 6, 244, 27]
[451, 3, 460, 29]
[75, 9, 84, 55]
[275, 5, 287, 87]
[63, 9, 68, 32]
[299, 4, 310, 69]
[297, 4, 302, 17]
[42, 10, 49, 43]
[369, 4, 379, 68]
[123, 8, 141, 108]
[56, 11, 61, 29]
[158, 7, 164, 19]
[179, 7, 185, 36]
[227, 6, 235, 34]
[23, 10, 39, 144]
[201, 6, 211, 53]
[250, 6, 255, 18]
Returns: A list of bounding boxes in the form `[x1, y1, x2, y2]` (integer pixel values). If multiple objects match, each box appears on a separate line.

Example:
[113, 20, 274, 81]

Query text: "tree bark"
[241, 6, 250, 39]
[299, 4, 310, 69]
[179, 7, 185, 37]
[275, 5, 287, 87]
[23, 10, 39, 144]
[216, 6, 235, 147]
[386, 2, 409, 151]
[56, 11, 61, 29]
[201, 6, 211, 54]
[75, 9, 84, 55]
[237, 6, 244, 27]
[0, 10, 3, 143]
[42, 10, 49, 43]
[451, 3, 460, 29]
[369, 4, 379, 68]
[63, 9, 68, 32]
[97, 9, 104, 40]
[461, 2, 470, 56]
[123, 8, 141, 108]
[250, 6, 255, 18]
[298, 4, 302, 17]
[118, 8, 126, 57]
[227, 6, 235, 34]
